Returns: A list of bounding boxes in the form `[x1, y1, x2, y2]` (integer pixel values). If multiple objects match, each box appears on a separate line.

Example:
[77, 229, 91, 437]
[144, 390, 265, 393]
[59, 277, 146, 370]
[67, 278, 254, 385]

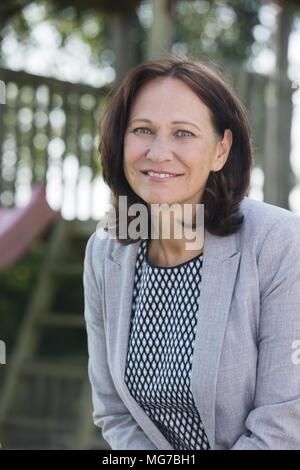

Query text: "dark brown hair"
[99, 54, 253, 245]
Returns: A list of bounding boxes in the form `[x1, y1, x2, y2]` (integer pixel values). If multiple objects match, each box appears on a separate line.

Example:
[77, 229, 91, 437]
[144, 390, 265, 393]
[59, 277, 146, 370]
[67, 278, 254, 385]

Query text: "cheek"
[123, 139, 142, 181]
[124, 136, 146, 163]
[123, 137, 132, 165]
[183, 148, 205, 170]
[123, 150, 134, 181]
[124, 145, 137, 171]
[189, 142, 216, 168]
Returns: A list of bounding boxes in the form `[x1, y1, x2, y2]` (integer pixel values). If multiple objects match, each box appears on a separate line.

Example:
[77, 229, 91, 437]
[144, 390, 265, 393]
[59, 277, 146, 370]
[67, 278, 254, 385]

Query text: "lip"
[141, 171, 183, 182]
[141, 169, 183, 176]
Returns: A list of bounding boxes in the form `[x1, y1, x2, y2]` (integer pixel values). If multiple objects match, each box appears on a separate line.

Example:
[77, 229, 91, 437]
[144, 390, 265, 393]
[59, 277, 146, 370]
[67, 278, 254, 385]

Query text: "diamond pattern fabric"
[124, 239, 210, 450]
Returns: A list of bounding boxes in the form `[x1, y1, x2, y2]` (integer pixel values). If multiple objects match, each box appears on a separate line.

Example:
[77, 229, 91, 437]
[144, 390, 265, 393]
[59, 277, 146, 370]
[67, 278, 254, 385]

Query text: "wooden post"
[146, 0, 175, 60]
[263, 5, 294, 208]
[108, 11, 139, 86]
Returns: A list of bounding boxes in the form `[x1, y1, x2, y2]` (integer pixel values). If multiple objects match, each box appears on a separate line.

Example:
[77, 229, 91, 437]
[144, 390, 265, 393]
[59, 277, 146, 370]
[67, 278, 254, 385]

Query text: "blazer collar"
[110, 226, 238, 265]
[105, 228, 240, 449]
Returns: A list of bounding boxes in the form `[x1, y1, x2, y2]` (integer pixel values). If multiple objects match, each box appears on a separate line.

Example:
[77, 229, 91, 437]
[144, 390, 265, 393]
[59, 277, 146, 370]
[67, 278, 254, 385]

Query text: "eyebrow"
[128, 118, 201, 131]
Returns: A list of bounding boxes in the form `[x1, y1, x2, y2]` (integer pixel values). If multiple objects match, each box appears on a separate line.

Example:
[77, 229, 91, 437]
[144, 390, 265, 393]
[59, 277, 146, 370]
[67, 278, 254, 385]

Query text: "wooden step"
[31, 241, 49, 256]
[35, 313, 85, 329]
[0, 217, 95, 450]
[4, 415, 72, 432]
[50, 262, 83, 276]
[20, 360, 86, 379]
[71, 219, 97, 238]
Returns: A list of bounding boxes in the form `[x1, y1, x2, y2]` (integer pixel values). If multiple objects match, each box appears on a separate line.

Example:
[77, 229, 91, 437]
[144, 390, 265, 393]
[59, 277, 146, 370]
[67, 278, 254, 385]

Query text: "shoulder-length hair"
[99, 54, 253, 245]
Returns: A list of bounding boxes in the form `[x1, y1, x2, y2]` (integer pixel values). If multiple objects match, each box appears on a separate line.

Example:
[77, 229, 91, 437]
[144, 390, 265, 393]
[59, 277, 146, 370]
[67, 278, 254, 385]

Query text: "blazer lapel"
[105, 228, 240, 450]
[190, 229, 241, 449]
[105, 240, 174, 449]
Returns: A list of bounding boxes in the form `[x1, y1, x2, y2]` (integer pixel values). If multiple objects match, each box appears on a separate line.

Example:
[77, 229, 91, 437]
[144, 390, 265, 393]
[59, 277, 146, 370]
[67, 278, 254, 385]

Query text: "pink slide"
[0, 184, 59, 272]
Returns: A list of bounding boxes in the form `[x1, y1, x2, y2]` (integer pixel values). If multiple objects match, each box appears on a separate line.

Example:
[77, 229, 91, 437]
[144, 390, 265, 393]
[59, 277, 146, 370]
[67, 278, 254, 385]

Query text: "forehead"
[128, 77, 212, 122]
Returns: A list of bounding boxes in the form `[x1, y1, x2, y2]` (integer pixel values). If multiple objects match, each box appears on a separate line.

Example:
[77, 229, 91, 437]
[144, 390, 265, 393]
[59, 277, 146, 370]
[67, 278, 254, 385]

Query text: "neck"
[148, 204, 204, 266]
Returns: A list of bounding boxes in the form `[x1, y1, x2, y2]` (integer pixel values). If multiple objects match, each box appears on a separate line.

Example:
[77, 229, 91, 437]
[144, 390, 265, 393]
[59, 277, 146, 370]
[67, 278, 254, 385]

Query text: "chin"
[149, 200, 179, 208]
[139, 191, 182, 207]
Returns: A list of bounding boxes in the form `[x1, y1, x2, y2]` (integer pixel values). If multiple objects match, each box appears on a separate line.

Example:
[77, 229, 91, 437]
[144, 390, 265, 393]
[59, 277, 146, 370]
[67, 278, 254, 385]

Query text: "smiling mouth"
[141, 170, 184, 180]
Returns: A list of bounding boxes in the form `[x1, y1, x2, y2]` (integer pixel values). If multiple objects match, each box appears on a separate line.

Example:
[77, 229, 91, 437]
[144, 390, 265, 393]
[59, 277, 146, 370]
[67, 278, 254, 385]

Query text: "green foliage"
[0, 0, 109, 72]
[173, 0, 261, 65]
[1, 0, 263, 72]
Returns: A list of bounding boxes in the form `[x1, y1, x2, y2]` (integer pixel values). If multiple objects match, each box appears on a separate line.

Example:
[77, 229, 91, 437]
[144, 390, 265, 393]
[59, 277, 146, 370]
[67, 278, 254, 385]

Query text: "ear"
[212, 129, 233, 172]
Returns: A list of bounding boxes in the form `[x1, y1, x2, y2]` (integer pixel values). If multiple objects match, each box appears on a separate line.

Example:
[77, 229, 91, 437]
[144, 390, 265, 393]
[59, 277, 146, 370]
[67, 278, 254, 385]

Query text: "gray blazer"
[83, 196, 300, 450]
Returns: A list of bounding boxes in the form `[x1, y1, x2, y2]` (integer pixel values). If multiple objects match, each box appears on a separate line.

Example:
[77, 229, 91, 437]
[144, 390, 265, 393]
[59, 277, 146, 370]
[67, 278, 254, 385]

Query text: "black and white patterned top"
[124, 239, 211, 450]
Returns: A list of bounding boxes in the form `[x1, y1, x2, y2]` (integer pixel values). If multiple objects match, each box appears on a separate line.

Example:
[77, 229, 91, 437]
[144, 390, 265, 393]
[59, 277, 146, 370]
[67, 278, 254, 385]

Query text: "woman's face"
[124, 77, 232, 207]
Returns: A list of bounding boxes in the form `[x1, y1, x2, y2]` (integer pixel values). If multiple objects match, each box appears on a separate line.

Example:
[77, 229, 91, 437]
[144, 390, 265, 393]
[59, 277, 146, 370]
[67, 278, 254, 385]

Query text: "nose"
[145, 135, 174, 162]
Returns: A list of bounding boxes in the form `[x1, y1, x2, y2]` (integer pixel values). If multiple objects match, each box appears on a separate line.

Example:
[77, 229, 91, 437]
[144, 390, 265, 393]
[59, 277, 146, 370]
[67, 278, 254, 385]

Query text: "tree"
[0, 0, 268, 83]
[0, 0, 144, 83]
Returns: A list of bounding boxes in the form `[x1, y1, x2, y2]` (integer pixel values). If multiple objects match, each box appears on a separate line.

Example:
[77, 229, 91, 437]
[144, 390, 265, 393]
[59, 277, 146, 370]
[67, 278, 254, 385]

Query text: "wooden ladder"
[0, 218, 109, 449]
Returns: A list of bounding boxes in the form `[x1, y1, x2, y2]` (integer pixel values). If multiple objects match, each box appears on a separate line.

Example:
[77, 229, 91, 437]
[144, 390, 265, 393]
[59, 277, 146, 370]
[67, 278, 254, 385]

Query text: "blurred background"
[0, 0, 299, 450]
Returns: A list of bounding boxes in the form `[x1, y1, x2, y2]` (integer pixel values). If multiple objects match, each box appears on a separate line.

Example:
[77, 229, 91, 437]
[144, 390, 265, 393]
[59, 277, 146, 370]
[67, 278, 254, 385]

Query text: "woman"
[83, 54, 300, 450]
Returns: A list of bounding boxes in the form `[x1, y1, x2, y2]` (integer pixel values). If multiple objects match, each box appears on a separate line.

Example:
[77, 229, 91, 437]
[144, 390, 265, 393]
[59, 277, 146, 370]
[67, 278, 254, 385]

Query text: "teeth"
[147, 171, 178, 178]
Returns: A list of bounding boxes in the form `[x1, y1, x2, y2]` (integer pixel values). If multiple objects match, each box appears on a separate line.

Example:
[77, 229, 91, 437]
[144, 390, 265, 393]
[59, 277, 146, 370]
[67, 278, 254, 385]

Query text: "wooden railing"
[0, 65, 294, 217]
[0, 68, 111, 219]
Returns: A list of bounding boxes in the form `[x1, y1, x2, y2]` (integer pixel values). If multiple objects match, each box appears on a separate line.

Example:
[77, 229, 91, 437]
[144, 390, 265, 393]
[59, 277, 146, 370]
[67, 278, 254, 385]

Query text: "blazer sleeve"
[231, 215, 300, 450]
[83, 233, 158, 450]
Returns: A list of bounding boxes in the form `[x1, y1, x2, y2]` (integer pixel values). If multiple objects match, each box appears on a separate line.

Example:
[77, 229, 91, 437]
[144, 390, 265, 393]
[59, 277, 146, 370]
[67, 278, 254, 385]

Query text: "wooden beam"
[146, 0, 175, 60]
